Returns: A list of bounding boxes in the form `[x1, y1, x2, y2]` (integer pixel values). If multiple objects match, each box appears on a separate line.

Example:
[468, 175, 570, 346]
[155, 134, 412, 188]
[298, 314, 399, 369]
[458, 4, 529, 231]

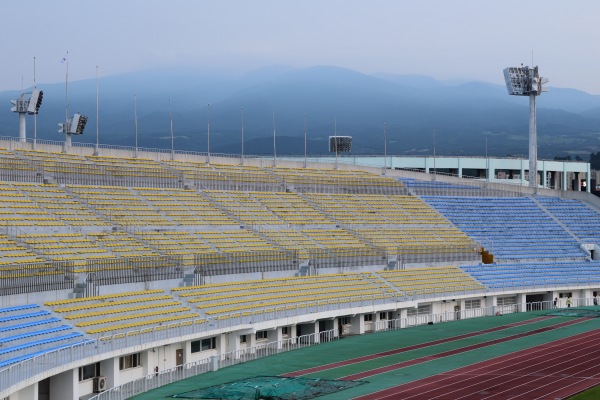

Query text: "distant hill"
[2, 65, 600, 159]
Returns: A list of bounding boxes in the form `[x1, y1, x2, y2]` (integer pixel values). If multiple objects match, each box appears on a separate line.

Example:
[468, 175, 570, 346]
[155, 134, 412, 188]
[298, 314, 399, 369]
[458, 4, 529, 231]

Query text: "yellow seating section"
[251, 191, 332, 225]
[85, 155, 179, 179]
[356, 227, 474, 254]
[0, 182, 64, 227]
[379, 266, 485, 294]
[165, 161, 280, 184]
[135, 231, 229, 265]
[134, 187, 237, 226]
[68, 185, 174, 226]
[203, 190, 281, 225]
[16, 149, 103, 176]
[173, 272, 394, 316]
[300, 228, 378, 257]
[260, 229, 321, 259]
[194, 230, 280, 256]
[0, 149, 477, 272]
[17, 184, 109, 227]
[16, 233, 116, 270]
[305, 193, 447, 225]
[0, 234, 46, 266]
[86, 231, 160, 259]
[45, 290, 202, 335]
[266, 166, 404, 188]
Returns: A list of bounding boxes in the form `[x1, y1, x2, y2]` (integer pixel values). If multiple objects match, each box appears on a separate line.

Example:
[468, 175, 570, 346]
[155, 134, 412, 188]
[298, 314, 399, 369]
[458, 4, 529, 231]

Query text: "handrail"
[1, 291, 597, 398]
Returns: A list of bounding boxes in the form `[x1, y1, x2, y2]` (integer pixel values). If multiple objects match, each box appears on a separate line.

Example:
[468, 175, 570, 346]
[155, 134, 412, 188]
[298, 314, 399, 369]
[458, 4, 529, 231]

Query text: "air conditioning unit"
[93, 376, 107, 393]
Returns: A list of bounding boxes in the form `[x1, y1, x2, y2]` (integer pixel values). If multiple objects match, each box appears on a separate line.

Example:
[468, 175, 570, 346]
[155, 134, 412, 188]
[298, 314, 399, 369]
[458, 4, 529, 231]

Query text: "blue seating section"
[398, 178, 476, 190]
[461, 261, 600, 290]
[0, 304, 94, 368]
[422, 196, 587, 261]
[536, 197, 600, 246]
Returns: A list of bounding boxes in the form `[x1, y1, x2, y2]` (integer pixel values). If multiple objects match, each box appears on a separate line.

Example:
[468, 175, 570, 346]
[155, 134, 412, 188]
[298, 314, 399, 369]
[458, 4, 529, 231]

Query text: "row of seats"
[461, 261, 600, 289]
[423, 196, 587, 262]
[0, 304, 94, 368]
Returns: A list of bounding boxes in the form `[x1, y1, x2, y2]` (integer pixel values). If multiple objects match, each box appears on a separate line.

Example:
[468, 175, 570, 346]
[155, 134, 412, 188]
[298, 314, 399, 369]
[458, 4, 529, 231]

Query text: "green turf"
[130, 311, 600, 400]
[569, 385, 600, 400]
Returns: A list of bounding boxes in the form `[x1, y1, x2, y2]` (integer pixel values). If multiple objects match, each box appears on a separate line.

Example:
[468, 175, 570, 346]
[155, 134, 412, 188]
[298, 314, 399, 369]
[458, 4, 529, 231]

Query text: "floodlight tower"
[10, 89, 43, 142]
[328, 120, 352, 170]
[503, 65, 548, 188]
[58, 113, 88, 145]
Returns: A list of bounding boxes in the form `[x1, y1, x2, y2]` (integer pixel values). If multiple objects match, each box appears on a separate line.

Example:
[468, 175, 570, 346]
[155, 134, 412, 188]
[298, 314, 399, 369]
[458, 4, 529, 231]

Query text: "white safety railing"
[89, 329, 338, 400]
[86, 299, 576, 400]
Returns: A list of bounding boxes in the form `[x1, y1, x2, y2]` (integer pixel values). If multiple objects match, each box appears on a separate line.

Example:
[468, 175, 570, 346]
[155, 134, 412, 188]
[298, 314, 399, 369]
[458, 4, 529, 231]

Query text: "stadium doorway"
[526, 293, 547, 310]
[454, 305, 461, 320]
[176, 349, 183, 368]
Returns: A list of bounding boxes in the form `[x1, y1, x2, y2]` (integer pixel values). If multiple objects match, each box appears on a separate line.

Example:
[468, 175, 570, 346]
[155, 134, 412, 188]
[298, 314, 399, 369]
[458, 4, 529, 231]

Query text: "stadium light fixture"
[329, 118, 352, 170]
[69, 113, 88, 135]
[59, 113, 88, 136]
[10, 88, 43, 143]
[502, 65, 548, 189]
[328, 135, 352, 153]
[27, 89, 43, 115]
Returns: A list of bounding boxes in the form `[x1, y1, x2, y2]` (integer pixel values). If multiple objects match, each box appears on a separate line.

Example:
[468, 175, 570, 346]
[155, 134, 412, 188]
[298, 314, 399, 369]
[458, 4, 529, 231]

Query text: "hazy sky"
[2, 0, 600, 93]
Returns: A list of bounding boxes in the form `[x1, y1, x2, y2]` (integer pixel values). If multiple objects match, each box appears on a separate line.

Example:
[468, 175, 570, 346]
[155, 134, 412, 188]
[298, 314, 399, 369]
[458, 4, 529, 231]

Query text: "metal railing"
[85, 298, 583, 400]
[1, 290, 594, 399]
[88, 329, 338, 400]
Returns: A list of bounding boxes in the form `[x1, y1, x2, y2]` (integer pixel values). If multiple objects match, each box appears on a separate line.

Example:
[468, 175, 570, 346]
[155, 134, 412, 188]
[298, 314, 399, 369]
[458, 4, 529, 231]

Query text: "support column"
[528, 91, 537, 189]
[101, 356, 120, 390]
[520, 160, 526, 186]
[587, 164, 592, 192]
[18, 112, 26, 142]
[517, 293, 527, 313]
[348, 315, 365, 335]
[542, 161, 547, 188]
[15, 383, 38, 400]
[49, 369, 78, 400]
[275, 327, 283, 349]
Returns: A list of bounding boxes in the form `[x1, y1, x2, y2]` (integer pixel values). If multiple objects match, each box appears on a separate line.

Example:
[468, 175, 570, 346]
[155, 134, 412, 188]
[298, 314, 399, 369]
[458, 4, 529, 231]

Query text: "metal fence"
[0, 260, 75, 295]
[88, 329, 338, 400]
[86, 256, 185, 286]
[1, 295, 597, 399]
[86, 300, 566, 400]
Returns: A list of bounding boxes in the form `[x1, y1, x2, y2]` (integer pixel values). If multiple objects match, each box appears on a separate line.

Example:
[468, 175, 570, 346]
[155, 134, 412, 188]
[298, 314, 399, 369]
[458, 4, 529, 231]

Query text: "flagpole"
[134, 95, 138, 158]
[334, 118, 338, 170]
[169, 98, 174, 161]
[272, 112, 277, 167]
[94, 65, 99, 155]
[207, 103, 211, 165]
[64, 51, 70, 149]
[33, 57, 37, 150]
[304, 113, 307, 168]
[241, 107, 244, 165]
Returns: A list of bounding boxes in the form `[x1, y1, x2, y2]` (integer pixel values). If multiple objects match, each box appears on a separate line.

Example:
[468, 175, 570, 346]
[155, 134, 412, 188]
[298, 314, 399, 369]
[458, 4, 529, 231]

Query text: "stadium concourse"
[0, 138, 600, 400]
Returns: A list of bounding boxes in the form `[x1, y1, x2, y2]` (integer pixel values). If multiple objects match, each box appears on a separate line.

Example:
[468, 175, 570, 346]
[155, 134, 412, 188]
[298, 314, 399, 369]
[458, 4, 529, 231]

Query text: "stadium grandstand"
[1, 136, 600, 399]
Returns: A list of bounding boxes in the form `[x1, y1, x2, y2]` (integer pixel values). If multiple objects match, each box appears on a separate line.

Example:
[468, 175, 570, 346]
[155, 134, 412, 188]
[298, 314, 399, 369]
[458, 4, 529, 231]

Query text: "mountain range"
[1, 65, 600, 159]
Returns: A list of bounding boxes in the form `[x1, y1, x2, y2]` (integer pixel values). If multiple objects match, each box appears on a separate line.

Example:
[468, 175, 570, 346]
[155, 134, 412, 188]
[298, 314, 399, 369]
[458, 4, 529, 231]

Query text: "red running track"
[342, 318, 586, 381]
[283, 316, 553, 378]
[355, 320, 600, 399]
